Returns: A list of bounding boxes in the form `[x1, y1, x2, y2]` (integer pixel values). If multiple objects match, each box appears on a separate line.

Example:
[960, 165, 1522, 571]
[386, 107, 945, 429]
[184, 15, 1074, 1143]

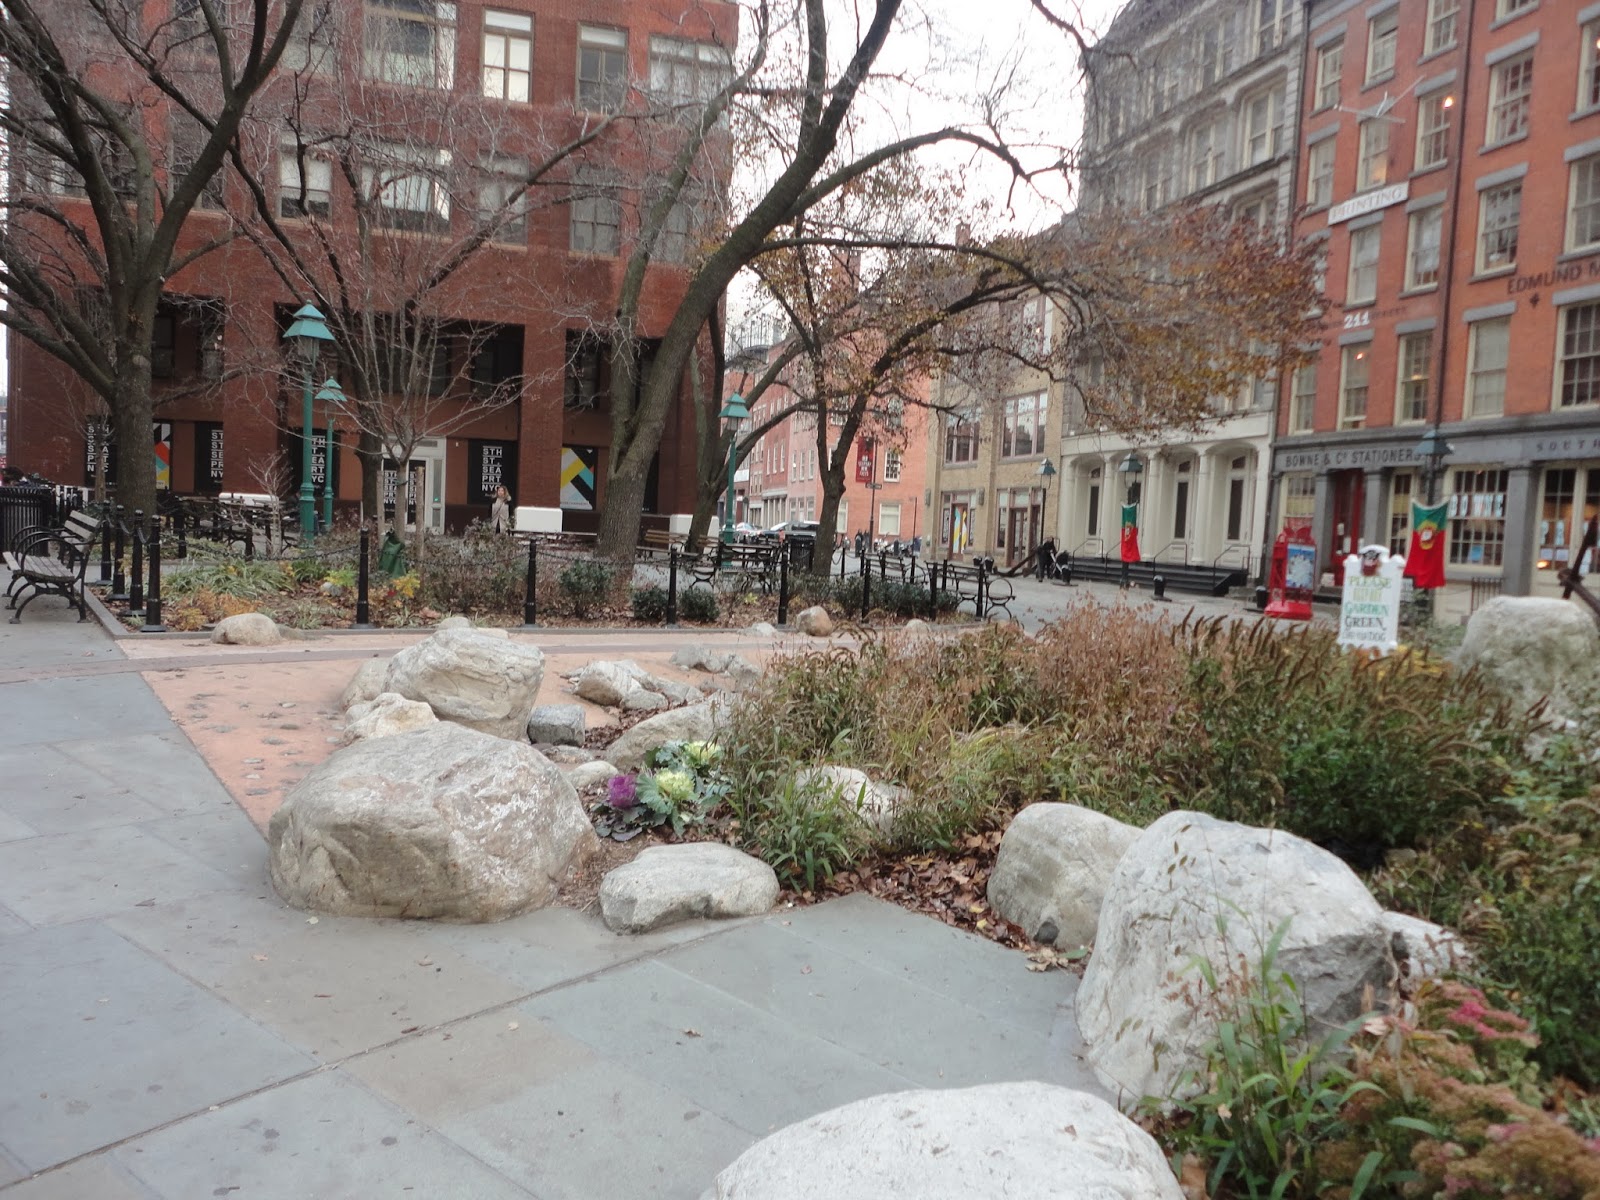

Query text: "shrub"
[591, 740, 729, 841]
[419, 535, 523, 614]
[165, 551, 293, 600]
[631, 585, 668, 622]
[732, 773, 873, 891]
[679, 587, 719, 624]
[558, 559, 614, 619]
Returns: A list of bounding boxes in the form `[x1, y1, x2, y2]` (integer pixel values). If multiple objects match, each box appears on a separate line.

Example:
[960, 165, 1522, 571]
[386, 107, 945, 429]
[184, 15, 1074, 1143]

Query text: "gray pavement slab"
[0, 1151, 23, 1190]
[58, 731, 239, 817]
[0, 922, 315, 1171]
[0, 1156, 160, 1200]
[0, 903, 30, 939]
[135, 807, 269, 887]
[0, 675, 176, 749]
[0, 810, 39, 844]
[114, 1071, 532, 1200]
[0, 745, 165, 834]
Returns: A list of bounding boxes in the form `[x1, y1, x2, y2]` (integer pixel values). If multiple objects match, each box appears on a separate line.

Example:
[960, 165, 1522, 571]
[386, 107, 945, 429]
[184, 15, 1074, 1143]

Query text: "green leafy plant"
[559, 559, 615, 619]
[679, 587, 719, 624]
[631, 585, 668, 622]
[735, 774, 872, 891]
[165, 549, 294, 600]
[590, 740, 728, 841]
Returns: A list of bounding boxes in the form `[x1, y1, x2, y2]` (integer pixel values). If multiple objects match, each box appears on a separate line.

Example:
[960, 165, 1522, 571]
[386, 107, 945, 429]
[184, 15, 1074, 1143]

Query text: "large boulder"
[743, 622, 778, 637]
[795, 606, 833, 637]
[210, 612, 282, 646]
[1383, 911, 1472, 982]
[671, 646, 734, 673]
[1459, 596, 1600, 720]
[796, 765, 907, 834]
[1077, 811, 1395, 1106]
[341, 657, 391, 710]
[384, 628, 545, 741]
[700, 1082, 1182, 1200]
[571, 660, 643, 707]
[607, 699, 725, 771]
[343, 692, 438, 742]
[267, 723, 595, 921]
[599, 843, 779, 933]
[528, 703, 586, 746]
[987, 803, 1141, 949]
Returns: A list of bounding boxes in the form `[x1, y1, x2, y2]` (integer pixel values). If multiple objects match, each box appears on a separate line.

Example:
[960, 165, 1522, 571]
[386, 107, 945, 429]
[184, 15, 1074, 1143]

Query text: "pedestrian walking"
[491, 485, 512, 533]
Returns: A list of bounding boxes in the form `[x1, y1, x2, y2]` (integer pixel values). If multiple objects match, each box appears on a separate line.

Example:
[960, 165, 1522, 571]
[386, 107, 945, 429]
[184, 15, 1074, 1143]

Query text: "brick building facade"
[1279, 0, 1600, 616]
[7, 0, 738, 535]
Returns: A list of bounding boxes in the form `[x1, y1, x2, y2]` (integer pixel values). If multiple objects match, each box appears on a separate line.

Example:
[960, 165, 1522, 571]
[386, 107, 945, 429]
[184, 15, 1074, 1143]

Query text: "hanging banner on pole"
[855, 439, 875, 484]
[1403, 499, 1449, 590]
[1119, 503, 1141, 563]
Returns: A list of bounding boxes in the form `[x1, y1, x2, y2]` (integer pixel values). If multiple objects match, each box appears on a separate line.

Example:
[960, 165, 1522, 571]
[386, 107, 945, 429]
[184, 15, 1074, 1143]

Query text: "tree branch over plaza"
[0, 0, 305, 517]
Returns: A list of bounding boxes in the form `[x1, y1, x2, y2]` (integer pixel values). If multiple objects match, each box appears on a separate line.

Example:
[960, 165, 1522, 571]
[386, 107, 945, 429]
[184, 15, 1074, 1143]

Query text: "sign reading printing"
[1337, 544, 1406, 655]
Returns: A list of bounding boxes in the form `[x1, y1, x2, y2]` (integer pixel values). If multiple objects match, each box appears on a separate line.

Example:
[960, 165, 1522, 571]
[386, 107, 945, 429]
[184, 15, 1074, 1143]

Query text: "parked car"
[732, 522, 761, 541]
[758, 520, 820, 543]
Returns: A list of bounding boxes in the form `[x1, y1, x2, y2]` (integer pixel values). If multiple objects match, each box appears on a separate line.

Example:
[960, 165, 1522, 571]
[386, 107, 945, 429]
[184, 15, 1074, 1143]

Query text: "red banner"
[855, 439, 875, 484]
[1403, 499, 1449, 589]
[1119, 503, 1141, 563]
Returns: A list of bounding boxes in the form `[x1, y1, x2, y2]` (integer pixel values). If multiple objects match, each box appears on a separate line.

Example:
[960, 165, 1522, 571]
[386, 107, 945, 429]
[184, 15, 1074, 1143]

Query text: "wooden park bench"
[4, 509, 103, 622]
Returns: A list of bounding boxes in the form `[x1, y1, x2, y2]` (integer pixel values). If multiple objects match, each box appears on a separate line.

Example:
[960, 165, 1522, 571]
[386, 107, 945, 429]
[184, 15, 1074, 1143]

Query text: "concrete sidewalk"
[0, 592, 1098, 1199]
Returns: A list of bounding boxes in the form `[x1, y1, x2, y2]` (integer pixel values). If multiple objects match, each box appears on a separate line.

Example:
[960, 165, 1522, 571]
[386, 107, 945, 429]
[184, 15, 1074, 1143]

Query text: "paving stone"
[0, 745, 163, 834]
[0, 922, 315, 1171]
[115, 1071, 532, 1200]
[0, 902, 33, 939]
[0, 676, 175, 749]
[0, 809, 39, 843]
[58, 731, 236, 816]
[137, 808, 268, 886]
[0, 1154, 160, 1199]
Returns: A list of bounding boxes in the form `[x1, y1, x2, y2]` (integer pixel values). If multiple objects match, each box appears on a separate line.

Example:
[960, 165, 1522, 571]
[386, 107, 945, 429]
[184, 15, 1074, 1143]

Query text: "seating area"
[1063, 554, 1249, 598]
[3, 508, 102, 622]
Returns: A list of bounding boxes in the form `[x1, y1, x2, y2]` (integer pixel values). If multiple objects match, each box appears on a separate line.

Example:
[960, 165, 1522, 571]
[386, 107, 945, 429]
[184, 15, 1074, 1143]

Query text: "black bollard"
[928, 560, 938, 619]
[777, 547, 790, 626]
[99, 514, 113, 584]
[354, 524, 372, 628]
[1255, 585, 1269, 612]
[128, 510, 145, 610]
[522, 538, 538, 627]
[666, 546, 679, 626]
[860, 553, 872, 620]
[142, 515, 167, 631]
[1152, 573, 1171, 603]
[111, 505, 128, 600]
[175, 506, 188, 560]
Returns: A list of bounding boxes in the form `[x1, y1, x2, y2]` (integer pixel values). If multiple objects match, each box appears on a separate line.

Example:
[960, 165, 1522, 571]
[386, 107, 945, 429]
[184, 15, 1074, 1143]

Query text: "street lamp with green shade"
[281, 303, 335, 536]
[315, 377, 345, 531]
[1036, 456, 1057, 543]
[720, 393, 749, 545]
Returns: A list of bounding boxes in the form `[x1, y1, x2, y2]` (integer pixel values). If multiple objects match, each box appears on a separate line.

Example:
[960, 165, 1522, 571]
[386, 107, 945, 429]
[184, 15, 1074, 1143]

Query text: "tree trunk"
[596, 449, 653, 562]
[358, 430, 381, 524]
[686, 482, 720, 553]
[813, 464, 847, 575]
[112, 370, 158, 521]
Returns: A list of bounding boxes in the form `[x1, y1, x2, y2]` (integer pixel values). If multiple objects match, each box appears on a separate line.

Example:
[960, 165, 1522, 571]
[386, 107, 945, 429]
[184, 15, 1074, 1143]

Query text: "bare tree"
[0, 0, 305, 516]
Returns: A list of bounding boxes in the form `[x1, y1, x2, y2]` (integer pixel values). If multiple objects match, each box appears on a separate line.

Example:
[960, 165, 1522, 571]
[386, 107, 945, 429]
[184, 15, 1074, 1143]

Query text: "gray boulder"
[1078, 811, 1395, 1106]
[211, 612, 282, 646]
[384, 628, 545, 741]
[267, 723, 595, 922]
[528, 703, 586, 746]
[571, 660, 647, 707]
[987, 803, 1141, 949]
[795, 606, 833, 637]
[903, 618, 931, 634]
[599, 843, 779, 933]
[341, 657, 391, 710]
[436, 615, 510, 639]
[1459, 596, 1600, 720]
[670, 646, 734, 673]
[343, 691, 438, 742]
[723, 654, 762, 689]
[607, 699, 725, 770]
[1384, 911, 1472, 982]
[743, 622, 778, 637]
[621, 689, 670, 711]
[566, 760, 620, 792]
[700, 1082, 1182, 1200]
[796, 765, 907, 834]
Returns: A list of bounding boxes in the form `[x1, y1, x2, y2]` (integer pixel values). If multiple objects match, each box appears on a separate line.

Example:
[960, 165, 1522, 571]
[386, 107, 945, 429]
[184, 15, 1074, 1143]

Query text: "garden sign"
[1337, 544, 1405, 655]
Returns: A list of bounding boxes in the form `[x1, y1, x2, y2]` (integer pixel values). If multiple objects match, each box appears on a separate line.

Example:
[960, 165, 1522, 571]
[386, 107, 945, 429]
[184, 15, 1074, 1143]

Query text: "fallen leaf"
[313, 993, 333, 999]
[506, 1021, 519, 1031]
[400, 1025, 420, 1035]
[683, 1028, 701, 1038]
[252, 954, 269, 962]
[800, 964, 812, 975]
[306, 916, 319, 925]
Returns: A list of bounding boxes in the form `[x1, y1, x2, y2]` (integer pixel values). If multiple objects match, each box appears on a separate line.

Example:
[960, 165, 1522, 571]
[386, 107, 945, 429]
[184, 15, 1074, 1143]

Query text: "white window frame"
[1346, 223, 1381, 306]
[1567, 154, 1600, 253]
[1406, 204, 1443, 290]
[1306, 137, 1335, 209]
[1255, 0, 1288, 55]
[1425, 0, 1460, 55]
[1396, 330, 1432, 423]
[1494, 0, 1536, 18]
[1486, 53, 1533, 145]
[1466, 317, 1510, 417]
[362, 143, 451, 234]
[1415, 91, 1451, 171]
[1366, 9, 1398, 83]
[1557, 302, 1600, 409]
[1581, 19, 1600, 114]
[1476, 180, 1521, 274]
[1356, 118, 1389, 191]
[1290, 362, 1317, 432]
[1314, 38, 1343, 111]
[878, 502, 902, 537]
[1241, 87, 1281, 166]
[569, 167, 620, 255]
[577, 24, 628, 112]
[478, 157, 527, 244]
[883, 449, 903, 482]
[648, 36, 732, 108]
[482, 10, 532, 103]
[282, 0, 336, 74]
[278, 139, 332, 219]
[363, 0, 456, 90]
[1339, 344, 1370, 429]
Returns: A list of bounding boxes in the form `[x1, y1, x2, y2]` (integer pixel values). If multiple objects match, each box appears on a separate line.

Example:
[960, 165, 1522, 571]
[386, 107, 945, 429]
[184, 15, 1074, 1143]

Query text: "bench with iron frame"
[4, 510, 103, 622]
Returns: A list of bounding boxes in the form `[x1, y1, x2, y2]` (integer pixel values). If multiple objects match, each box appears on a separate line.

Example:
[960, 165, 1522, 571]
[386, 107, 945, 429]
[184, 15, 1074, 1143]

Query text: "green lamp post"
[315, 377, 345, 531]
[720, 393, 749, 545]
[282, 303, 335, 536]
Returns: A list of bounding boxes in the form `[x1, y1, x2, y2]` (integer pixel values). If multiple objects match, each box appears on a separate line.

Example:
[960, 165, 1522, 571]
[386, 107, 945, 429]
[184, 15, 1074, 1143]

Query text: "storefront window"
[1281, 473, 1315, 525]
[1448, 468, 1508, 568]
[1389, 471, 1413, 557]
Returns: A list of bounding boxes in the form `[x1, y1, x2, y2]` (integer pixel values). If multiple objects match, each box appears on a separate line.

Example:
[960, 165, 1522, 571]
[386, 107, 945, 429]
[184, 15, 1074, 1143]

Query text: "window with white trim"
[1467, 317, 1510, 417]
[1568, 154, 1600, 253]
[944, 412, 979, 464]
[1290, 362, 1317, 432]
[1406, 204, 1442, 289]
[1347, 223, 1380, 305]
[1558, 301, 1600, 409]
[883, 449, 902, 482]
[1582, 20, 1600, 113]
[1366, 8, 1398, 83]
[1389, 472, 1413, 556]
[1189, 118, 1225, 191]
[1255, 0, 1288, 55]
[1306, 138, 1335, 208]
[1002, 392, 1047, 458]
[1415, 91, 1451, 170]
[577, 25, 628, 111]
[1476, 180, 1521, 273]
[1339, 344, 1369, 429]
[878, 502, 901, 537]
[1425, 0, 1459, 55]
[1495, 0, 1535, 17]
[482, 10, 531, 102]
[648, 36, 732, 107]
[1448, 468, 1508, 567]
[282, 0, 336, 74]
[1486, 53, 1533, 144]
[478, 157, 527, 244]
[363, 143, 451, 233]
[1314, 39, 1342, 111]
[569, 166, 620, 254]
[1241, 87, 1282, 166]
[1397, 330, 1432, 422]
[1356, 118, 1389, 191]
[363, 0, 456, 89]
[171, 114, 224, 210]
[278, 140, 331, 218]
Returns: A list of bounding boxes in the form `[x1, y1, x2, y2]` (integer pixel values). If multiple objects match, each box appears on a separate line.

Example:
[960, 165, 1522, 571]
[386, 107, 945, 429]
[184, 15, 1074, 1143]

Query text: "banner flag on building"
[1403, 499, 1449, 589]
[855, 439, 875, 484]
[1119, 503, 1141, 563]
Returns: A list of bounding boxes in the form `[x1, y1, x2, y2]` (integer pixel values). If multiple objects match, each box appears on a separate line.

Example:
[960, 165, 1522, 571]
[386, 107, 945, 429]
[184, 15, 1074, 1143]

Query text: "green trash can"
[378, 531, 407, 576]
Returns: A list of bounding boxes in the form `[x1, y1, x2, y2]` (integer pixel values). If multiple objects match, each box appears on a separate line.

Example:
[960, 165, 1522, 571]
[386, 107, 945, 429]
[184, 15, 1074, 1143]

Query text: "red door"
[1328, 470, 1365, 586]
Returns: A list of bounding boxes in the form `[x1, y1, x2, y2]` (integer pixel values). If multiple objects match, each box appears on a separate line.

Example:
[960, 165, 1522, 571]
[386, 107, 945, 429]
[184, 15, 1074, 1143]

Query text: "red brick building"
[8, 0, 738, 535]
[1277, 0, 1600, 616]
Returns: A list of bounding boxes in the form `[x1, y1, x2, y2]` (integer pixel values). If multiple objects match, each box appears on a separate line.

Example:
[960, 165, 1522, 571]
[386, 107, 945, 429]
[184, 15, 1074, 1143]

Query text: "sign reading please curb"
[1337, 544, 1406, 655]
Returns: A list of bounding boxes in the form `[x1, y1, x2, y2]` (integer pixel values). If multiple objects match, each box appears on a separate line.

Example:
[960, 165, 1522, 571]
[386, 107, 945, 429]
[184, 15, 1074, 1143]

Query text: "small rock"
[436, 615, 473, 630]
[1384, 911, 1472, 981]
[599, 843, 779, 933]
[742, 622, 778, 637]
[621, 690, 669, 712]
[986, 803, 1141, 950]
[211, 613, 282, 646]
[607, 699, 727, 771]
[795, 606, 833, 637]
[528, 704, 586, 747]
[566, 760, 620, 791]
[903, 618, 931, 634]
[384, 629, 545, 741]
[543, 744, 597, 765]
[723, 654, 762, 689]
[572, 660, 643, 707]
[796, 765, 907, 834]
[670, 646, 734, 673]
[343, 692, 439, 742]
